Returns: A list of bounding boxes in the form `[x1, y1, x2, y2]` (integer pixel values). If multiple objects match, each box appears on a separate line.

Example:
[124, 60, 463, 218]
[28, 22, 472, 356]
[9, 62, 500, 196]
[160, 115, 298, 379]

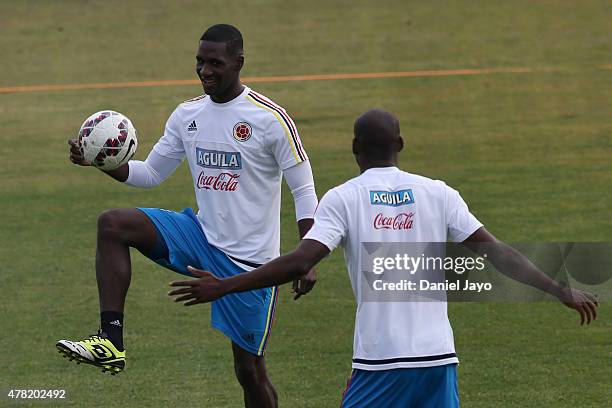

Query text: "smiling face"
[195, 40, 244, 103]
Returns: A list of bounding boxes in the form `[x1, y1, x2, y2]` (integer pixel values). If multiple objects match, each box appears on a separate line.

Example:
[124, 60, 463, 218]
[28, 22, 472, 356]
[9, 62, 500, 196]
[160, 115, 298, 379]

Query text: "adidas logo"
[241, 333, 255, 344]
[109, 320, 122, 327]
[187, 120, 198, 132]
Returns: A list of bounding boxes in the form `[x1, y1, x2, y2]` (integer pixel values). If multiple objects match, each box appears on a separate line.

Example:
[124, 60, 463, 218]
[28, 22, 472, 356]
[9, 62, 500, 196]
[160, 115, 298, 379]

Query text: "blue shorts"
[137, 207, 278, 356]
[341, 364, 459, 408]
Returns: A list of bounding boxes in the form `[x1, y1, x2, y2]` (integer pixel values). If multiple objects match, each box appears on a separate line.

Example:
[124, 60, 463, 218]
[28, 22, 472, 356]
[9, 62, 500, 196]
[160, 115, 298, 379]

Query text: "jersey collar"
[362, 166, 400, 175]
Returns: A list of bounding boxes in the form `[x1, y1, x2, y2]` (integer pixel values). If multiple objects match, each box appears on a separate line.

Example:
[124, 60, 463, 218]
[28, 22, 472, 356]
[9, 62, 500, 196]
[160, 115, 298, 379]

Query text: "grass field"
[1, 0, 611, 406]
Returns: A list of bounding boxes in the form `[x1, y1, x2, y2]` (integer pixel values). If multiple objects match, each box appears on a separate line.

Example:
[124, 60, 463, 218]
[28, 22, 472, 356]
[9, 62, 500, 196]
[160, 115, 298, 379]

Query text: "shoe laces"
[84, 329, 108, 343]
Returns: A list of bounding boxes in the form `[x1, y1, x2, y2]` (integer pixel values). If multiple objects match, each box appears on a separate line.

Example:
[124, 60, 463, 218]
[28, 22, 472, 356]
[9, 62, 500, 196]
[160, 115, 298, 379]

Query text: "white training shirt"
[152, 86, 309, 264]
[304, 166, 483, 370]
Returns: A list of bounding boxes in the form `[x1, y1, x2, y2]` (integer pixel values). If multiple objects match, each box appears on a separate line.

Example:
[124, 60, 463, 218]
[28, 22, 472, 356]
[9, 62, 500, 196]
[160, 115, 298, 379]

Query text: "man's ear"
[352, 138, 359, 155]
[397, 136, 404, 152]
[236, 54, 244, 71]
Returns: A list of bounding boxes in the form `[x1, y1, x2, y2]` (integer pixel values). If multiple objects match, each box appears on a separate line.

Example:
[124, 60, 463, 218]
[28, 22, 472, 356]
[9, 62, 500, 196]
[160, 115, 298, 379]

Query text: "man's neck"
[359, 161, 398, 174]
[210, 83, 245, 103]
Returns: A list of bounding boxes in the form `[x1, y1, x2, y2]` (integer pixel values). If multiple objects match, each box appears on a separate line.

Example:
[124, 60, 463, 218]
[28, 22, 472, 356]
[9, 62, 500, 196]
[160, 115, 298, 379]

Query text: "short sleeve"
[266, 110, 308, 170]
[152, 108, 185, 160]
[303, 189, 347, 251]
[446, 185, 483, 242]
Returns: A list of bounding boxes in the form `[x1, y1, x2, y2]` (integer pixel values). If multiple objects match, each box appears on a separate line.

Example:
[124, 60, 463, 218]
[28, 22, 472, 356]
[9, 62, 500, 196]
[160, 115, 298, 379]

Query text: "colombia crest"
[233, 122, 252, 142]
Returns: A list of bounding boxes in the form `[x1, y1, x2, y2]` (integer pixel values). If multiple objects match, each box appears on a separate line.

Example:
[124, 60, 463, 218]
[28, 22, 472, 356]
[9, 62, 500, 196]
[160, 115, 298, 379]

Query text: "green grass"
[1, 0, 611, 406]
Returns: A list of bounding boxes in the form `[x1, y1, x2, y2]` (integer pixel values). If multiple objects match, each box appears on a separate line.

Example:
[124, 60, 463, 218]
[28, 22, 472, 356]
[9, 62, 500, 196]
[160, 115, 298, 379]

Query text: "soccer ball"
[78, 110, 138, 170]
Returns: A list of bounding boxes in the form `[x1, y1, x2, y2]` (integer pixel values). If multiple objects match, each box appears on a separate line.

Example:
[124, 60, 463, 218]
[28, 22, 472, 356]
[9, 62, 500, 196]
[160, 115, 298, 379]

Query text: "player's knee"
[97, 209, 129, 241]
[234, 360, 266, 388]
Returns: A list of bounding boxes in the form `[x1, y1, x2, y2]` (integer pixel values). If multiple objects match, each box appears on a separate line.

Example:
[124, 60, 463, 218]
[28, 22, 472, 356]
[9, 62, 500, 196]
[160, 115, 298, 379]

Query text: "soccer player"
[168, 109, 599, 407]
[58, 24, 318, 407]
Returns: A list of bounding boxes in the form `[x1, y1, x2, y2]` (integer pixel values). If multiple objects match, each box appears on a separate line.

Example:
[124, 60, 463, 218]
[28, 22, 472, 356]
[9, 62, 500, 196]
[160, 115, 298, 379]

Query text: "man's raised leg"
[56, 208, 160, 374]
[95, 208, 160, 348]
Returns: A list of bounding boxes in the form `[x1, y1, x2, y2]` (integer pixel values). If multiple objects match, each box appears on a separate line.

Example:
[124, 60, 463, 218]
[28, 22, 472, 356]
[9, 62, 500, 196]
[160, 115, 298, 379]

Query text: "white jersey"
[153, 86, 308, 263]
[304, 167, 482, 370]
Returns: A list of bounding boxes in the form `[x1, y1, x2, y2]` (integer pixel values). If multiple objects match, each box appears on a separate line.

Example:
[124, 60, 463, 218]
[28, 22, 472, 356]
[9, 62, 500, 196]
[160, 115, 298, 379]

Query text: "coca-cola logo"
[373, 212, 415, 230]
[197, 171, 240, 191]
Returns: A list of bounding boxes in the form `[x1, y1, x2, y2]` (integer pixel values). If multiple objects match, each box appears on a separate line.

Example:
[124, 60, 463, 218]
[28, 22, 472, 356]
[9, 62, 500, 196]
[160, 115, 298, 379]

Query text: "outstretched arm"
[463, 227, 599, 325]
[169, 239, 330, 306]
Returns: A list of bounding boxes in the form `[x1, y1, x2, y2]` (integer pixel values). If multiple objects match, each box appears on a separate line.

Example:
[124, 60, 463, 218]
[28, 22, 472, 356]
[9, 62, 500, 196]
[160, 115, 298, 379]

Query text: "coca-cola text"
[373, 212, 415, 230]
[197, 171, 240, 191]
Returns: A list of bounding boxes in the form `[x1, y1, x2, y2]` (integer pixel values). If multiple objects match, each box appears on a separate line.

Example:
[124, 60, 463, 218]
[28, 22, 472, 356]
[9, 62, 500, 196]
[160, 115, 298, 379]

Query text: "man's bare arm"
[463, 227, 599, 325]
[168, 239, 330, 306]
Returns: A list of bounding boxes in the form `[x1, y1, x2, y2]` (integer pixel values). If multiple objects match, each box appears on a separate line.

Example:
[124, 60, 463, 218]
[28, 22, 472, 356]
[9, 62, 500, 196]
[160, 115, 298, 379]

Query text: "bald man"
[169, 109, 598, 407]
